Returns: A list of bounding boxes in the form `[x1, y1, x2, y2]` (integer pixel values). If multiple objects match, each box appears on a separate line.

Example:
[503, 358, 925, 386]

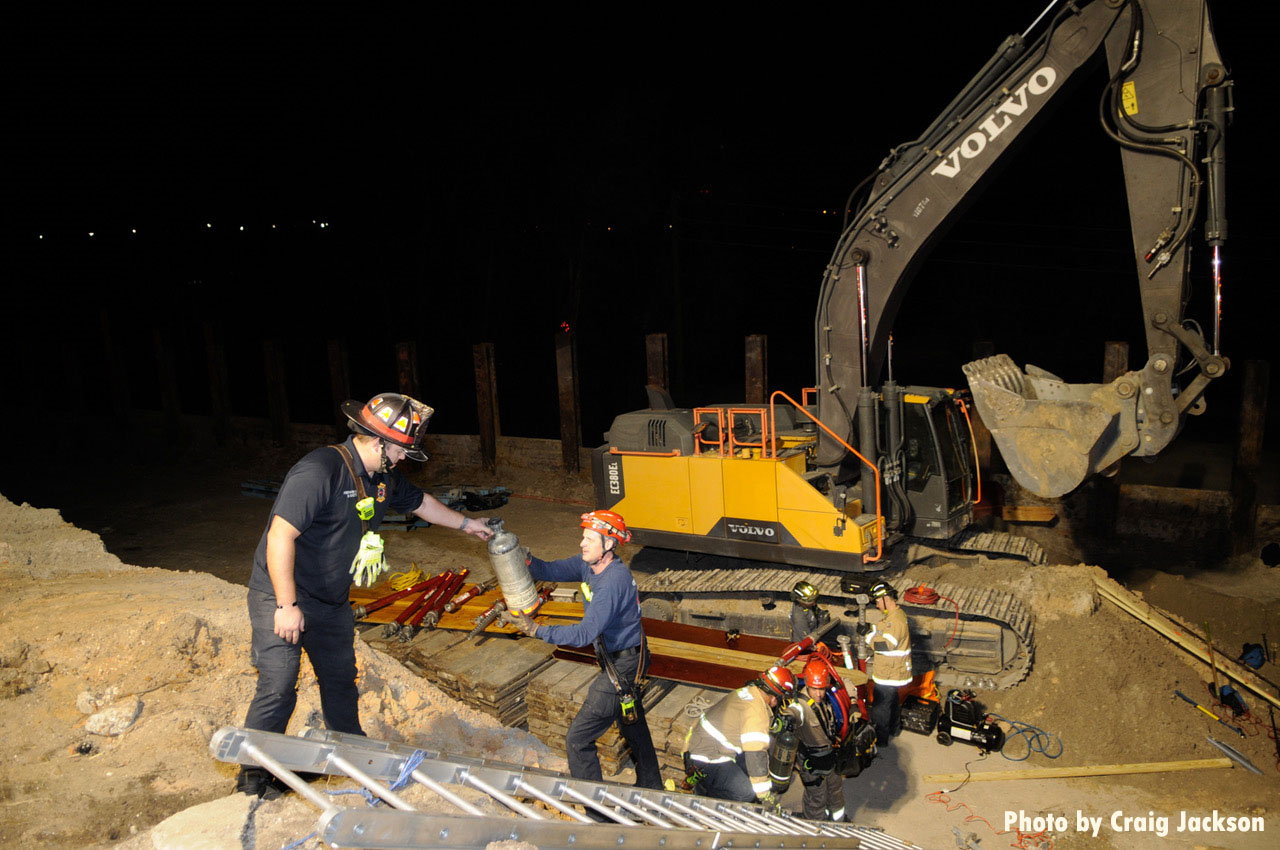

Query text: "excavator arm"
[815, 0, 1231, 497]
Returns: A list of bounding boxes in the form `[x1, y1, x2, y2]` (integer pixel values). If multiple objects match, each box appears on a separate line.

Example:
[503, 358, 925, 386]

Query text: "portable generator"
[936, 689, 1005, 752]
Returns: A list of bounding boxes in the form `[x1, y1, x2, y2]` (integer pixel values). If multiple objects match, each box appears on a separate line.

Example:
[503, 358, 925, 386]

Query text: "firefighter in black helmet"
[789, 579, 831, 642]
[237, 393, 494, 799]
[857, 580, 911, 745]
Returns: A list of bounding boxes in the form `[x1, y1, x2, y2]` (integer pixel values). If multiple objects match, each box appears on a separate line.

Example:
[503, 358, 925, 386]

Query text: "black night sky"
[3, 2, 1274, 486]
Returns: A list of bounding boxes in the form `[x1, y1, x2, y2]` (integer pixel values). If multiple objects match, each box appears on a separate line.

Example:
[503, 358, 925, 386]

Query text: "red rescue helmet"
[803, 659, 831, 689]
[759, 665, 797, 699]
[342, 393, 434, 461]
[580, 510, 632, 544]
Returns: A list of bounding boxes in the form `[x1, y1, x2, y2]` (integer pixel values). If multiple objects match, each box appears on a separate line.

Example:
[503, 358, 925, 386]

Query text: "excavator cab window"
[903, 404, 936, 493]
[932, 401, 973, 508]
[904, 399, 972, 511]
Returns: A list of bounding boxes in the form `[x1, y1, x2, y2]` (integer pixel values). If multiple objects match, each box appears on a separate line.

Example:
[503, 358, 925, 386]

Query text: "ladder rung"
[210, 726, 921, 849]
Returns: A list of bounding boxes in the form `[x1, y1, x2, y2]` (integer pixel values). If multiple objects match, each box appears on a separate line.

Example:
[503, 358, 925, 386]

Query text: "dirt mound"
[0, 495, 559, 848]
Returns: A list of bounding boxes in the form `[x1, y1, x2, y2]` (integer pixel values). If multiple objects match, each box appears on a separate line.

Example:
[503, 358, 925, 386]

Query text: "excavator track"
[944, 528, 1047, 565]
[634, 563, 1035, 690]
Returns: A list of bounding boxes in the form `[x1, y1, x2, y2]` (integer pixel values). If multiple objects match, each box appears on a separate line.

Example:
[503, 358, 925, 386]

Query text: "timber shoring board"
[1094, 577, 1280, 711]
[394, 630, 556, 727]
[922, 757, 1234, 784]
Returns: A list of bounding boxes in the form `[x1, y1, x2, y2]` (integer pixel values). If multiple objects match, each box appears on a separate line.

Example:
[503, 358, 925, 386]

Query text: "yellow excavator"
[592, 0, 1232, 690]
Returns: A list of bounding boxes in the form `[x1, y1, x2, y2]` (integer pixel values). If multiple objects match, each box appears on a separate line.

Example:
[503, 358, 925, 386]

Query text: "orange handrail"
[767, 390, 884, 563]
[956, 399, 983, 505]
[608, 447, 682, 457]
[727, 408, 768, 453]
[692, 407, 727, 456]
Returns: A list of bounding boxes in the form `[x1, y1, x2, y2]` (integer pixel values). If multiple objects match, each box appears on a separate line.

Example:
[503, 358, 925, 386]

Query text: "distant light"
[271, 224, 277, 229]
[320, 222, 327, 228]
[606, 226, 612, 232]
[131, 228, 137, 234]
[88, 232, 94, 237]
[823, 210, 827, 214]
[38, 234, 43, 239]
[206, 223, 212, 228]
[239, 226, 244, 231]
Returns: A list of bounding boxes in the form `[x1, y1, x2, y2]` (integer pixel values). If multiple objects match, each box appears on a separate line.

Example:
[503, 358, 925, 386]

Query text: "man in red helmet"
[681, 665, 797, 804]
[237, 393, 494, 799]
[794, 659, 846, 822]
[503, 510, 662, 795]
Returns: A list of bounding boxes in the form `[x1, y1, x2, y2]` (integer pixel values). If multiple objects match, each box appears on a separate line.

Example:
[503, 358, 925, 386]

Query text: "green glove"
[350, 531, 387, 587]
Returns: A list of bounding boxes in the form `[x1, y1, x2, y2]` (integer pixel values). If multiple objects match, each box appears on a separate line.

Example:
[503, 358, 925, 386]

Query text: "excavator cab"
[900, 391, 977, 541]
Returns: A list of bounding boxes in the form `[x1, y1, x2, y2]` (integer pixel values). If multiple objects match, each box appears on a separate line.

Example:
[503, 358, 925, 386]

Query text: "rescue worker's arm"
[740, 699, 774, 799]
[265, 516, 304, 643]
[411, 494, 493, 540]
[533, 568, 623, 647]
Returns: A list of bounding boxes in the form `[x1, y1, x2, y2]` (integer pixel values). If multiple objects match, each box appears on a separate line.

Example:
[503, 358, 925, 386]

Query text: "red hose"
[904, 584, 961, 649]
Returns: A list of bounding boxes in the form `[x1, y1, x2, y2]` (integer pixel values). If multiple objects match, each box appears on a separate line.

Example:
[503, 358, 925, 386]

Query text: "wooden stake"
[923, 758, 1233, 784]
[745, 334, 768, 405]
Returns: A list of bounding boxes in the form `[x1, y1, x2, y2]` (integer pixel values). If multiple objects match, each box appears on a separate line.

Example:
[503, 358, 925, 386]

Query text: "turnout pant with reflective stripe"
[871, 681, 902, 744]
[689, 752, 757, 803]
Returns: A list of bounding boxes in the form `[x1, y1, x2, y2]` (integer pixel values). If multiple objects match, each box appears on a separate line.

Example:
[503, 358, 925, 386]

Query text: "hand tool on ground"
[1205, 621, 1222, 698]
[470, 583, 554, 640]
[402, 569, 470, 641]
[467, 599, 508, 640]
[1174, 689, 1244, 737]
[441, 579, 495, 618]
[1205, 736, 1263, 775]
[383, 572, 449, 638]
[351, 578, 435, 620]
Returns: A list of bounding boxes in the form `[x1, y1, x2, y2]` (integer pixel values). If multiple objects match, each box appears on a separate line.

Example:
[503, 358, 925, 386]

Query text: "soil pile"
[0, 495, 560, 848]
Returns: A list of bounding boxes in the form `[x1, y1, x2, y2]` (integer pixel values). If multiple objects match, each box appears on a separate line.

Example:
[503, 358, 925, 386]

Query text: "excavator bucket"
[962, 354, 1140, 498]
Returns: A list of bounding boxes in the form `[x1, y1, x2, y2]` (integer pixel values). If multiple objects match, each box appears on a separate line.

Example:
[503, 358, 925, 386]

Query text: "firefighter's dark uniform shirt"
[248, 436, 424, 605]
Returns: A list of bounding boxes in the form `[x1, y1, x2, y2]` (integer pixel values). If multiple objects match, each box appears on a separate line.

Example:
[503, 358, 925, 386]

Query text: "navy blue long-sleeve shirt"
[527, 554, 644, 652]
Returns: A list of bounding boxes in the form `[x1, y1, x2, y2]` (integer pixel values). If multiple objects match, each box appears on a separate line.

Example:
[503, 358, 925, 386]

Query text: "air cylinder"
[485, 518, 539, 614]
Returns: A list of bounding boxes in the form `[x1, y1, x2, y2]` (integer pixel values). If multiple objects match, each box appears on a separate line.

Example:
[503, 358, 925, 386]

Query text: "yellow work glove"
[350, 531, 388, 587]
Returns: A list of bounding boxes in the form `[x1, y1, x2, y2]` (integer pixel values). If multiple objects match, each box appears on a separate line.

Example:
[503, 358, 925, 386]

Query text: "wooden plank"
[554, 330, 582, 472]
[204, 323, 231, 446]
[1230, 359, 1269, 556]
[327, 339, 351, 434]
[263, 339, 290, 444]
[922, 758, 1233, 784]
[396, 341, 419, 398]
[473, 342, 499, 473]
[744, 334, 767, 405]
[1095, 578, 1280, 710]
[1001, 505, 1057, 523]
[645, 333, 669, 391]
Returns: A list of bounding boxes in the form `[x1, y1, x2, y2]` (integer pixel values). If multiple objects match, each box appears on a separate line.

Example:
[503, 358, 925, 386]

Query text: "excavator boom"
[816, 0, 1231, 496]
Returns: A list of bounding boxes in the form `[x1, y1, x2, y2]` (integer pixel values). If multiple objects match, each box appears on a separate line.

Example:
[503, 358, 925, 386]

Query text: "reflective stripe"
[882, 632, 899, 647]
[751, 779, 772, 794]
[831, 807, 845, 820]
[740, 731, 771, 747]
[687, 753, 734, 764]
[579, 581, 592, 602]
[700, 715, 742, 754]
[873, 675, 914, 686]
[877, 648, 911, 656]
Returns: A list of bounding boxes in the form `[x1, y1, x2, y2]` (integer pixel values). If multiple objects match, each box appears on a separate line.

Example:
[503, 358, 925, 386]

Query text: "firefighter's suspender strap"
[331, 444, 370, 535]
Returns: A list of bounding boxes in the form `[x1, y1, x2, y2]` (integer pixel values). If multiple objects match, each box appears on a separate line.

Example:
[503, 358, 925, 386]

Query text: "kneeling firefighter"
[682, 666, 797, 805]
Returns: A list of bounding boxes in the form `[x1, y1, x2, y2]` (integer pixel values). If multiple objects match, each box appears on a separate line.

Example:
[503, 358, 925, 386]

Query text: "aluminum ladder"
[210, 726, 921, 849]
